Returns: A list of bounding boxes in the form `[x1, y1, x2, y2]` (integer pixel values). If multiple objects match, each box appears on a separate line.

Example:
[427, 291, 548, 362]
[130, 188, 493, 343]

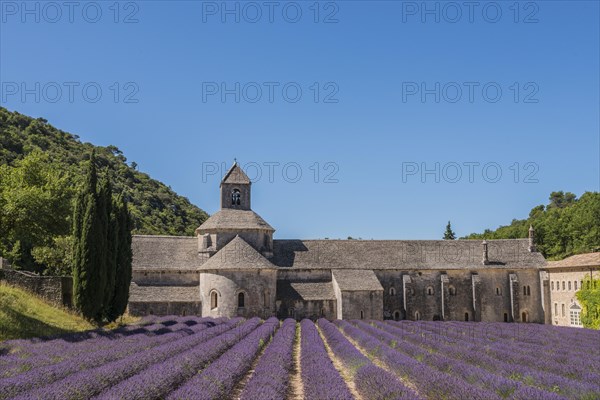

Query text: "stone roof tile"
[132, 235, 198, 270]
[221, 162, 251, 185]
[546, 252, 600, 269]
[332, 269, 383, 291]
[196, 209, 274, 233]
[199, 235, 276, 270]
[271, 239, 546, 270]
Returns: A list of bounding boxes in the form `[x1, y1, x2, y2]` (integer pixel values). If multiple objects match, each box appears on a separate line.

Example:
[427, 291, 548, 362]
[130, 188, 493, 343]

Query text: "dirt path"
[338, 323, 422, 397]
[287, 322, 304, 400]
[231, 332, 273, 400]
[316, 324, 362, 400]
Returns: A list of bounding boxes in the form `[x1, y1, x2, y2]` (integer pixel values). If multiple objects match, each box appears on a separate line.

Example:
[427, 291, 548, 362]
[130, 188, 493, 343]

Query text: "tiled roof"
[129, 283, 200, 302]
[132, 235, 199, 270]
[132, 236, 546, 272]
[271, 239, 546, 270]
[221, 162, 251, 185]
[199, 236, 276, 270]
[546, 252, 600, 269]
[196, 209, 274, 232]
[276, 281, 336, 300]
[332, 270, 384, 291]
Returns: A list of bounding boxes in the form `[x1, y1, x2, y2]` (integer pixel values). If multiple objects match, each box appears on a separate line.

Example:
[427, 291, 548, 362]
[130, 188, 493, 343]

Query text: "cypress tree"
[443, 221, 456, 240]
[107, 195, 133, 322]
[93, 176, 110, 322]
[101, 178, 118, 320]
[72, 152, 101, 320]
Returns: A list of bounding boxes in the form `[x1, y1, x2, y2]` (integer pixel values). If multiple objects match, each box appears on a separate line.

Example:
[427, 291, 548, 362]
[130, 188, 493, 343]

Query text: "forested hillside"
[0, 107, 208, 273]
[462, 191, 600, 260]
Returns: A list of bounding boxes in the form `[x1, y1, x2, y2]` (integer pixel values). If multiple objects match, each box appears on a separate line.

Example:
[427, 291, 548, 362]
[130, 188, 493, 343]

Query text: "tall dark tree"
[107, 195, 133, 322]
[101, 177, 118, 320]
[443, 221, 456, 240]
[72, 152, 103, 320]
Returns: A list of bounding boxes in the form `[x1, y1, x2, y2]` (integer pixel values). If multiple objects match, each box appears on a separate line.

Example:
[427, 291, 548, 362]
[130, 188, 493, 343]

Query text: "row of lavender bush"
[167, 317, 280, 399]
[9, 319, 241, 400]
[92, 317, 261, 400]
[300, 319, 354, 400]
[0, 319, 213, 378]
[352, 320, 568, 400]
[317, 318, 420, 400]
[238, 318, 296, 400]
[382, 321, 599, 399]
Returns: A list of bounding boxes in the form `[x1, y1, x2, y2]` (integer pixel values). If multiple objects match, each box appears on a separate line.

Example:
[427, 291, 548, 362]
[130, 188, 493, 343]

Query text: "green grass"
[0, 283, 94, 341]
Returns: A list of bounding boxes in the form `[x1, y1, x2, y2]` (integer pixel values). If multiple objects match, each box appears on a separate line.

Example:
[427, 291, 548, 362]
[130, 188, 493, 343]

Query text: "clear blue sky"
[1, 1, 598, 239]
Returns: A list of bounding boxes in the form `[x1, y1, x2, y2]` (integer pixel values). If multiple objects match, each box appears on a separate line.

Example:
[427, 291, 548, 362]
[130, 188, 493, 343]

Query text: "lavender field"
[0, 317, 598, 400]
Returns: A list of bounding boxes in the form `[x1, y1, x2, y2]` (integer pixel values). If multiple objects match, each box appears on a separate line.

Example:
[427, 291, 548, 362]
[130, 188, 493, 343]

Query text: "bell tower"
[220, 161, 251, 210]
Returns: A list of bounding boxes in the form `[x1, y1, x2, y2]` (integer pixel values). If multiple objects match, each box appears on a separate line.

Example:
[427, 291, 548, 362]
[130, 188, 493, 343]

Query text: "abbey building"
[128, 162, 551, 322]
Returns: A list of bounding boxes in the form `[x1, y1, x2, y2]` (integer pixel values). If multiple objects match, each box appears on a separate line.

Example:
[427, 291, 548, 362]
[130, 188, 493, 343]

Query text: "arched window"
[394, 311, 400, 321]
[415, 311, 421, 321]
[554, 302, 558, 316]
[523, 286, 527, 296]
[526, 286, 531, 296]
[389, 287, 396, 296]
[568, 281, 571, 291]
[210, 291, 218, 309]
[360, 311, 365, 319]
[496, 287, 502, 296]
[574, 281, 578, 291]
[449, 286, 456, 296]
[231, 189, 241, 205]
[551, 281, 554, 291]
[561, 303, 565, 317]
[426, 286, 434, 296]
[464, 312, 469, 322]
[562, 281, 566, 291]
[238, 292, 245, 308]
[263, 290, 269, 308]
[289, 307, 295, 317]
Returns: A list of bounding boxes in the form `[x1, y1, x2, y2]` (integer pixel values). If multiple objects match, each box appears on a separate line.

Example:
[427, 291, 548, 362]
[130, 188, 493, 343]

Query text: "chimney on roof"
[482, 240, 489, 265]
[528, 225, 536, 252]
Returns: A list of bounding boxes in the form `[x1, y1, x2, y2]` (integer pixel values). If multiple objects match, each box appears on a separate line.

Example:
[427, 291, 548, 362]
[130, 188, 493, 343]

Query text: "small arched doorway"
[521, 311, 528, 322]
[464, 312, 469, 321]
[394, 311, 401, 321]
[238, 292, 245, 308]
[360, 310, 365, 319]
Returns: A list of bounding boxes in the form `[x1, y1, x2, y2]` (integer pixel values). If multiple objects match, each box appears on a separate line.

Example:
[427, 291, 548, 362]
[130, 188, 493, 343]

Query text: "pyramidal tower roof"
[199, 235, 276, 270]
[221, 162, 251, 186]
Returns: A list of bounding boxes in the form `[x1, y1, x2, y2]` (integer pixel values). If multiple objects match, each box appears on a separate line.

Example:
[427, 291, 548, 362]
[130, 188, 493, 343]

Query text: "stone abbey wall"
[0, 267, 72, 308]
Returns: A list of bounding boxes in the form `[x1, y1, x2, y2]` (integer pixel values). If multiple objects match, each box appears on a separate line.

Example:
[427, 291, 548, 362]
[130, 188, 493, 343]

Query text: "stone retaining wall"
[0, 268, 72, 308]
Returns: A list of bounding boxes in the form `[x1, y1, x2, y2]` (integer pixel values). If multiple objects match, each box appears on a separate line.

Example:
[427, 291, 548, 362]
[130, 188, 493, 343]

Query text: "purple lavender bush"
[239, 318, 296, 400]
[318, 318, 420, 400]
[300, 319, 354, 400]
[167, 317, 280, 400]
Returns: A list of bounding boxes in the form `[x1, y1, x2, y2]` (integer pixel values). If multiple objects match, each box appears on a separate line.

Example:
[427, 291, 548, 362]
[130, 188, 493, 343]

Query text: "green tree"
[31, 236, 72, 276]
[99, 177, 117, 320]
[0, 150, 73, 271]
[462, 191, 600, 260]
[0, 106, 208, 267]
[576, 277, 600, 329]
[72, 153, 106, 322]
[443, 221, 456, 240]
[107, 195, 133, 322]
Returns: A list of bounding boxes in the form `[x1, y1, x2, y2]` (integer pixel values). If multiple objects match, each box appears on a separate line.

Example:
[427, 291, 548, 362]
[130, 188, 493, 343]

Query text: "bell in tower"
[220, 161, 251, 210]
